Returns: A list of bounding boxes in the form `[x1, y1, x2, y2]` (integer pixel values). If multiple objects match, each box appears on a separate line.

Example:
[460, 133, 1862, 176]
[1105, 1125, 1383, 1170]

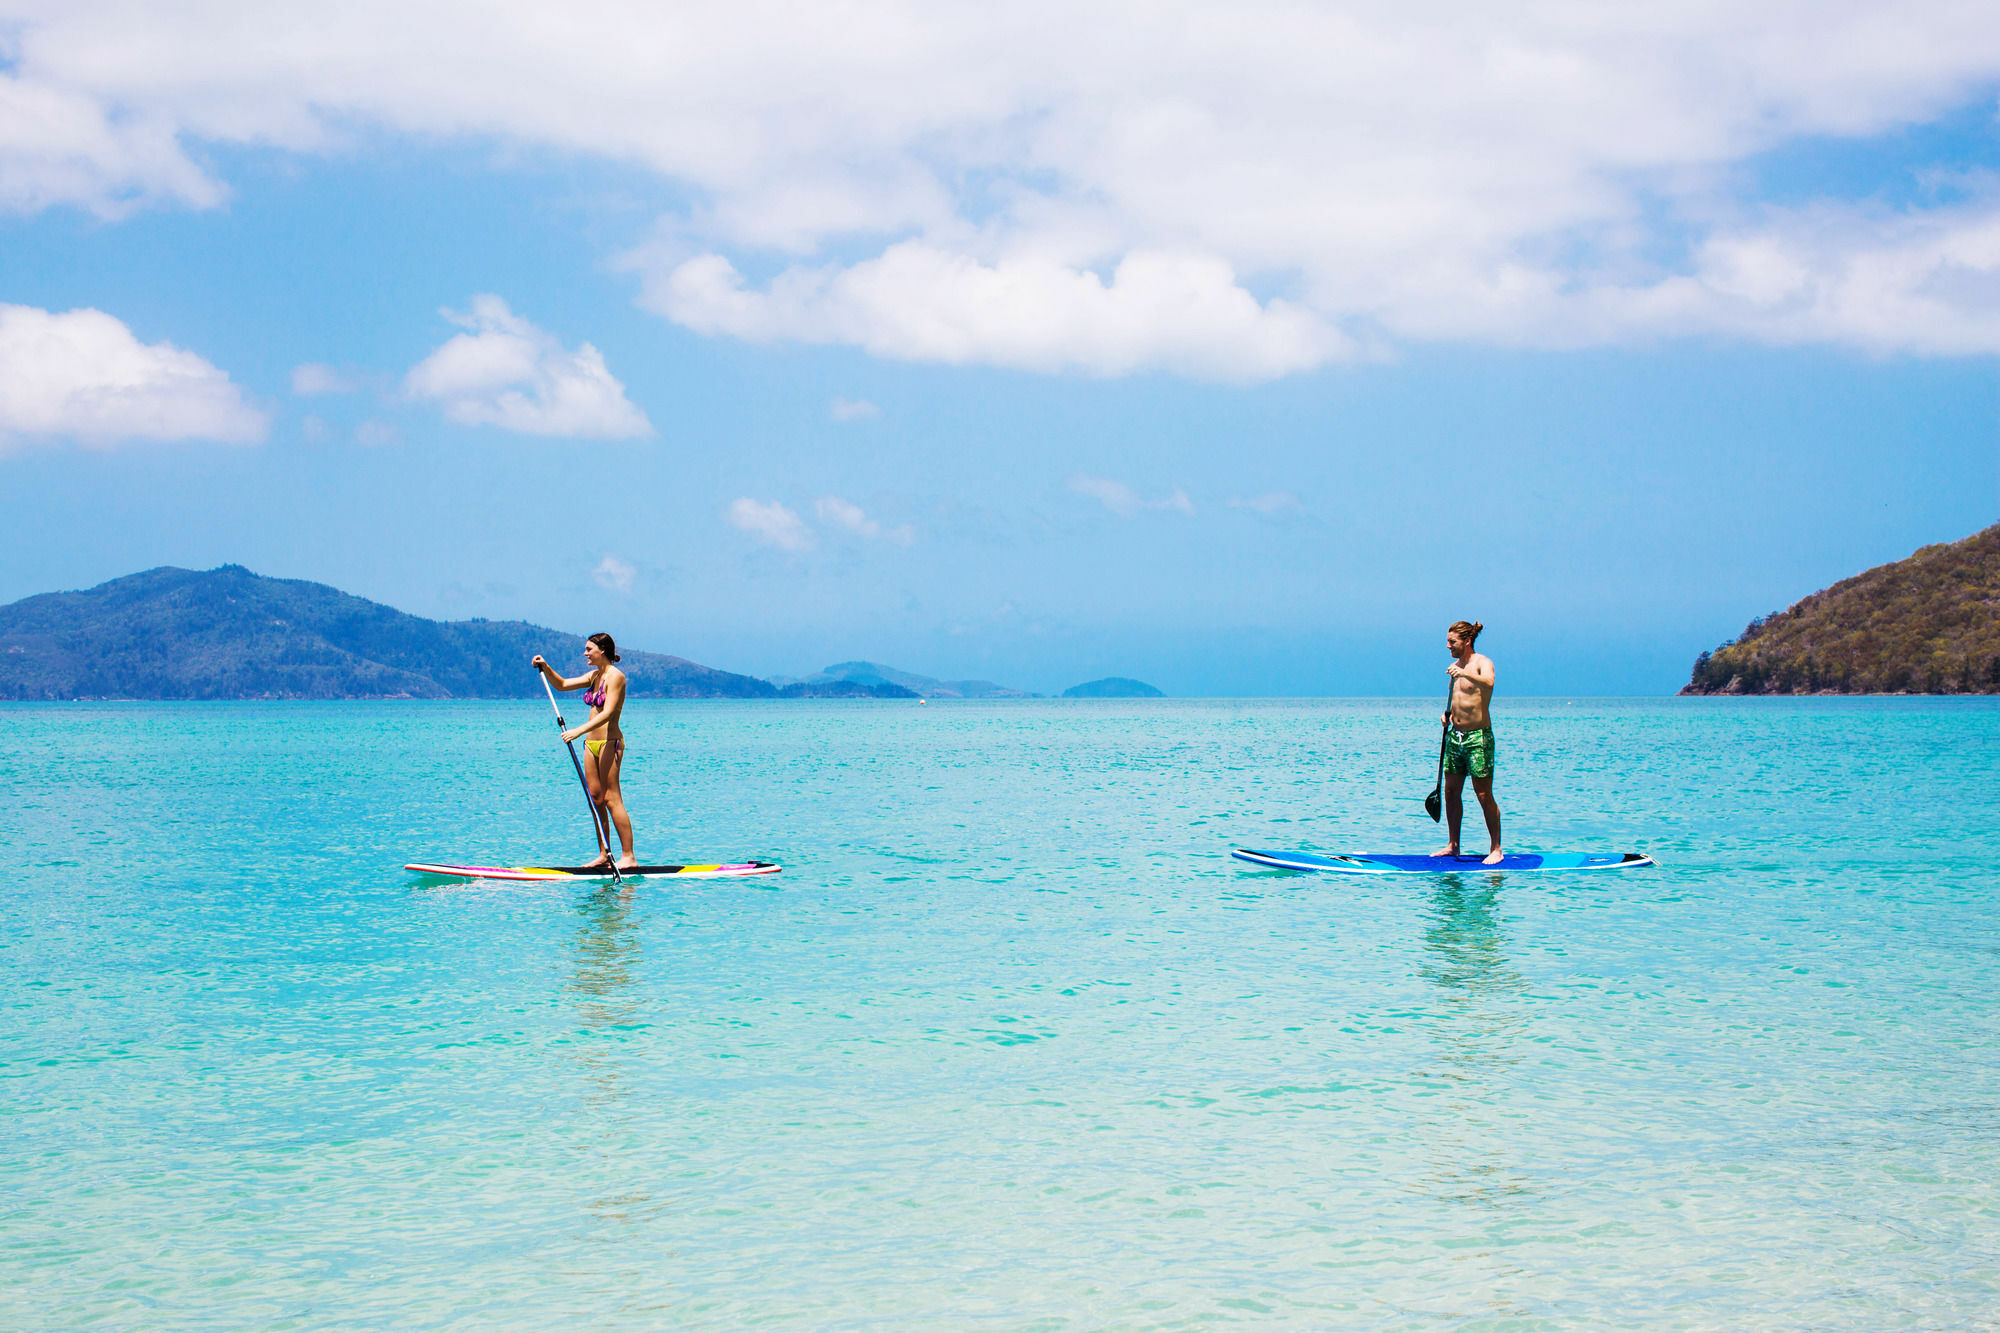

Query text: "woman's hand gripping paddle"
[540, 667, 621, 884]
[1425, 677, 1451, 823]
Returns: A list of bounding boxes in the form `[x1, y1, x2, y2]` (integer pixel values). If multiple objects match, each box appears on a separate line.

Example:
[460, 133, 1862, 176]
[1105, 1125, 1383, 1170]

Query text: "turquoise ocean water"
[5, 698, 1999, 1328]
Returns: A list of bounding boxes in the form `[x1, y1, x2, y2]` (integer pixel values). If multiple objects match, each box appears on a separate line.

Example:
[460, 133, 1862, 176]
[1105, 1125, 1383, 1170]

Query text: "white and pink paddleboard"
[406, 860, 781, 882]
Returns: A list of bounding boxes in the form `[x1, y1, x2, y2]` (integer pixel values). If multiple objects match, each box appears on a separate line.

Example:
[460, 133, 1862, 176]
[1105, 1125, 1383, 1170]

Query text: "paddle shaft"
[1426, 674, 1451, 822]
[540, 669, 621, 884]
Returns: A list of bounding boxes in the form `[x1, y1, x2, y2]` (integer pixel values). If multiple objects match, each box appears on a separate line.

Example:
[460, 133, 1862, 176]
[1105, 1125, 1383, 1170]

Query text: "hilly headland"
[0, 566, 1156, 702]
[1683, 523, 2000, 695]
[0, 566, 778, 700]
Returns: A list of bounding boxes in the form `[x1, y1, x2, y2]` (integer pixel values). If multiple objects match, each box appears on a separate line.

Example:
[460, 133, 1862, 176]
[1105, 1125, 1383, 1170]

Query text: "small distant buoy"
[919, 698, 927, 705]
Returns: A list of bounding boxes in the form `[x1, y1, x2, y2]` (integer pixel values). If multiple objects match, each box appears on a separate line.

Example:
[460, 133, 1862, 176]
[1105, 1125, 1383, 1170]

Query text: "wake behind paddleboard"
[1232, 849, 1653, 875]
[407, 861, 781, 882]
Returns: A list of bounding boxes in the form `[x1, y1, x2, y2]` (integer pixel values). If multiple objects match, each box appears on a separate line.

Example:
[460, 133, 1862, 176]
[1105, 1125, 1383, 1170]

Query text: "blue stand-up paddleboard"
[407, 861, 781, 882]
[1231, 849, 1654, 875]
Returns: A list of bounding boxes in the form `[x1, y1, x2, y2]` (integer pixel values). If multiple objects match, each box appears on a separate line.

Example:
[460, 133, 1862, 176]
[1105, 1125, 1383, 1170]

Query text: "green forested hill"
[1683, 525, 2000, 695]
[0, 566, 778, 700]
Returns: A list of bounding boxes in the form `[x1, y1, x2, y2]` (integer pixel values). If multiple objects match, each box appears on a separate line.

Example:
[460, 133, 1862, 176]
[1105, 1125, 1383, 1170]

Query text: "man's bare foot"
[1431, 845, 1459, 857]
[1482, 848, 1505, 865]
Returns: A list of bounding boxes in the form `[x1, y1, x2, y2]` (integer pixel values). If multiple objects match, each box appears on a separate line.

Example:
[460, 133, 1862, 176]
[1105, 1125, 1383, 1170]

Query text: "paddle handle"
[540, 666, 620, 884]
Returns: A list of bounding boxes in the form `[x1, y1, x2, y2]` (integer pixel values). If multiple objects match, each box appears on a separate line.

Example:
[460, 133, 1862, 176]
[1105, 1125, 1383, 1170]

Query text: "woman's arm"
[532, 655, 592, 691]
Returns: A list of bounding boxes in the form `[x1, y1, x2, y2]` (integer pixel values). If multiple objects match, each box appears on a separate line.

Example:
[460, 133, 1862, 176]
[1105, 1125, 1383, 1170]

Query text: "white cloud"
[1069, 474, 1195, 518]
[354, 419, 400, 447]
[727, 497, 814, 552]
[404, 295, 652, 438]
[1607, 197, 2000, 355]
[648, 245, 1341, 381]
[8, 4, 2000, 367]
[593, 554, 636, 593]
[816, 495, 915, 545]
[0, 72, 224, 216]
[829, 396, 879, 421]
[1229, 490, 1301, 515]
[290, 362, 353, 395]
[0, 303, 266, 448]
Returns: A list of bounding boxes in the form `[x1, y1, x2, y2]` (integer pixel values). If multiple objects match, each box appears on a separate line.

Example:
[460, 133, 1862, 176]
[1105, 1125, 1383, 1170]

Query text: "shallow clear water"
[4, 698, 1998, 1328]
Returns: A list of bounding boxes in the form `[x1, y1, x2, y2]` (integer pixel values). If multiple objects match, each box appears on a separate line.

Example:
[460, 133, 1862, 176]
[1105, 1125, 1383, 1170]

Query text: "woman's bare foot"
[1430, 845, 1459, 857]
[616, 856, 638, 870]
[580, 850, 614, 870]
[1482, 848, 1505, 865]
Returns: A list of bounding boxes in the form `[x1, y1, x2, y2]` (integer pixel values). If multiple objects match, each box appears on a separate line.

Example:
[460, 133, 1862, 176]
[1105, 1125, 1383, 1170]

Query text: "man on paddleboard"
[1432, 620, 1503, 866]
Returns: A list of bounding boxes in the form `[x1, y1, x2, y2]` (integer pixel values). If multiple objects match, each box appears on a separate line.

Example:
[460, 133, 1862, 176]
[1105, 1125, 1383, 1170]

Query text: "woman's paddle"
[1425, 677, 1451, 823]
[540, 669, 621, 884]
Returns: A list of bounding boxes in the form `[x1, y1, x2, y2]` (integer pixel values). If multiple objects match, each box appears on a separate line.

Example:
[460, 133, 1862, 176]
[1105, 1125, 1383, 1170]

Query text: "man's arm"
[1450, 655, 1495, 688]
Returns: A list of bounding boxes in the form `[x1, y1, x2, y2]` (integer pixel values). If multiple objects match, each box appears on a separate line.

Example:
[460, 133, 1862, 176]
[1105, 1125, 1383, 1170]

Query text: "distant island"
[1683, 523, 2000, 695]
[0, 566, 1126, 703]
[775, 660, 1035, 699]
[1062, 676, 1164, 698]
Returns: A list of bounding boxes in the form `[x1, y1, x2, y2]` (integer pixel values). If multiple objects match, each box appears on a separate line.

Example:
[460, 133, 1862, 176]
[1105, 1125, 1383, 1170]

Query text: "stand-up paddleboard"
[407, 861, 781, 883]
[1232, 849, 1653, 875]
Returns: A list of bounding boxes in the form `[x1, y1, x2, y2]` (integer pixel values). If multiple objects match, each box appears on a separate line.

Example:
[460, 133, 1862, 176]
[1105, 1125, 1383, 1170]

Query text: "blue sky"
[2, 4, 1996, 695]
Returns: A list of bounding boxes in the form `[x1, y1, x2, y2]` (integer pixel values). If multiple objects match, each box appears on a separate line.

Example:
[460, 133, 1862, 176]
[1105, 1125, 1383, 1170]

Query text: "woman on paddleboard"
[533, 633, 636, 870]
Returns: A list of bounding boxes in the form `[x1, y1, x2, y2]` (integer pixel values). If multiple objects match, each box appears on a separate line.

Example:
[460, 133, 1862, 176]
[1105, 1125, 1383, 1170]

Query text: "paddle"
[1424, 674, 1451, 823]
[539, 667, 621, 885]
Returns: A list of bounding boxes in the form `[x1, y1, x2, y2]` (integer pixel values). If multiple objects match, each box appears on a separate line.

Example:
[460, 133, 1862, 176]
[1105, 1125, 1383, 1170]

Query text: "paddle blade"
[1424, 786, 1442, 822]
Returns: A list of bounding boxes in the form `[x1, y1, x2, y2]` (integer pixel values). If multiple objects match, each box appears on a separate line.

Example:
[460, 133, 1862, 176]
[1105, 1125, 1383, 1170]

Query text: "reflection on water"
[1420, 876, 1523, 1015]
[1417, 874, 1533, 1208]
[568, 886, 652, 1224]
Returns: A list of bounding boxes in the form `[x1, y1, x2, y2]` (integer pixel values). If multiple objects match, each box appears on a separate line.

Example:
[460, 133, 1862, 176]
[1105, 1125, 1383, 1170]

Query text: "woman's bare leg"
[579, 749, 613, 867]
[601, 742, 636, 867]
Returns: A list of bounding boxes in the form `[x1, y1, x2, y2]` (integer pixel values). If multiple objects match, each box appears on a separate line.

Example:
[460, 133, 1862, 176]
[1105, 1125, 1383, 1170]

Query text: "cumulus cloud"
[354, 419, 400, 447]
[0, 72, 225, 216]
[404, 295, 651, 438]
[1229, 491, 1301, 515]
[593, 553, 636, 593]
[1069, 475, 1195, 518]
[0, 303, 266, 448]
[648, 245, 1341, 381]
[727, 497, 814, 552]
[816, 495, 915, 545]
[829, 396, 879, 421]
[8, 4, 2000, 367]
[1609, 196, 2000, 355]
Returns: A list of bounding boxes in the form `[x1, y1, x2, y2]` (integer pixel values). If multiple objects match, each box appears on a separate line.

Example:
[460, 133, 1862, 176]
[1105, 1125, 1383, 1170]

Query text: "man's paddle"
[1424, 676, 1451, 823]
[540, 668, 621, 884]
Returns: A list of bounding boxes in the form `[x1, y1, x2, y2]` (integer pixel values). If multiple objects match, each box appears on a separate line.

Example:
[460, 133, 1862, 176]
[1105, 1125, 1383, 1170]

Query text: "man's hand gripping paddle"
[539, 665, 621, 884]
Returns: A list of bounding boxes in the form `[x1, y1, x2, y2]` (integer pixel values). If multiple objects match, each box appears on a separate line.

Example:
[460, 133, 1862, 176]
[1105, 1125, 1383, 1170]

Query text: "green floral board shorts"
[1443, 724, 1495, 780]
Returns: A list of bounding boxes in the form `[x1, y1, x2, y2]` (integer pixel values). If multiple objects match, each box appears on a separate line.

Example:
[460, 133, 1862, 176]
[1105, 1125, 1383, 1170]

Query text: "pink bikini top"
[582, 679, 606, 709]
